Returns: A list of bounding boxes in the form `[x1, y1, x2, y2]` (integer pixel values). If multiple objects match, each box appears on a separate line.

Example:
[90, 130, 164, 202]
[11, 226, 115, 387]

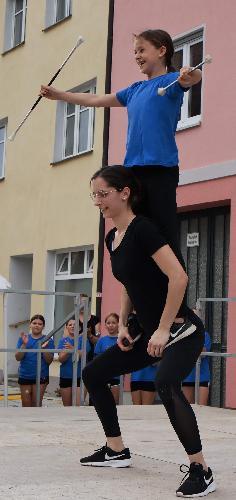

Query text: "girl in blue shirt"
[15, 314, 54, 407]
[58, 318, 91, 406]
[95, 313, 120, 404]
[41, 29, 202, 318]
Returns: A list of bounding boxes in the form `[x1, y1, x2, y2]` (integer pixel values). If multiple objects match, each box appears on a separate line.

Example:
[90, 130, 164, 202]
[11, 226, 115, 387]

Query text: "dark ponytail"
[135, 29, 176, 72]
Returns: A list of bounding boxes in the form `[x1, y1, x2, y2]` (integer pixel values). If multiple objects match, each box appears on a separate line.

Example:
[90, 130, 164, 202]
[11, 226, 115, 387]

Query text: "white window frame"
[53, 80, 96, 163]
[0, 120, 7, 179]
[56, 253, 69, 275]
[3, 0, 27, 52]
[55, 247, 94, 281]
[173, 28, 204, 131]
[44, 0, 71, 29]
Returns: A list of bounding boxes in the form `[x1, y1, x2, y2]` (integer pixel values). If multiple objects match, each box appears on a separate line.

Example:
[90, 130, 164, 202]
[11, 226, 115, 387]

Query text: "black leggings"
[132, 166, 187, 314]
[83, 312, 205, 456]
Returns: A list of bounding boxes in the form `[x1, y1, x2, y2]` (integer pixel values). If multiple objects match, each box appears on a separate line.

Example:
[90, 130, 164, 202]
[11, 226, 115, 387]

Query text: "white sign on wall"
[187, 232, 199, 247]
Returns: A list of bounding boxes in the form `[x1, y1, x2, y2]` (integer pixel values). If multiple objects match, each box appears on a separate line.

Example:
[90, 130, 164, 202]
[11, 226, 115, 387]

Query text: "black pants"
[83, 310, 204, 456]
[132, 166, 187, 315]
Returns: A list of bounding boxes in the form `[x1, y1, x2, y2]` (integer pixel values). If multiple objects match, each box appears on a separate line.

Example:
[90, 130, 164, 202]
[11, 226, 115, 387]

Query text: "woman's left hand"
[147, 328, 170, 357]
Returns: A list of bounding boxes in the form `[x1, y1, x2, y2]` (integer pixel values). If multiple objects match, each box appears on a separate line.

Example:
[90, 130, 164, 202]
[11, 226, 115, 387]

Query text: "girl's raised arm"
[40, 86, 122, 108]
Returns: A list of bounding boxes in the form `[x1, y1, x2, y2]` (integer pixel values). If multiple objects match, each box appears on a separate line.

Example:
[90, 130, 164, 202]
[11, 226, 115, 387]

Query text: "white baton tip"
[8, 133, 15, 141]
[76, 36, 85, 46]
[157, 87, 166, 96]
[205, 54, 212, 64]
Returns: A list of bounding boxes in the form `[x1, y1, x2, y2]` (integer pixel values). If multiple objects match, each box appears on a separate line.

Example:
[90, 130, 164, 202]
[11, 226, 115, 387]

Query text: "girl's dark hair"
[90, 165, 141, 212]
[105, 312, 119, 323]
[30, 314, 45, 326]
[136, 29, 175, 72]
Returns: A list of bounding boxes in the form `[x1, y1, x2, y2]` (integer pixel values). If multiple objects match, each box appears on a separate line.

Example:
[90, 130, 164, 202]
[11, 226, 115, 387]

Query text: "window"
[54, 247, 94, 342]
[3, 0, 27, 52]
[53, 81, 95, 163]
[173, 29, 203, 130]
[55, 248, 94, 279]
[45, 0, 71, 29]
[0, 119, 7, 179]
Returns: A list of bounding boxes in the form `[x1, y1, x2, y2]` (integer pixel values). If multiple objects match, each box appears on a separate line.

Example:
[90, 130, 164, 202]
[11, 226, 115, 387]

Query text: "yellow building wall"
[0, 0, 110, 367]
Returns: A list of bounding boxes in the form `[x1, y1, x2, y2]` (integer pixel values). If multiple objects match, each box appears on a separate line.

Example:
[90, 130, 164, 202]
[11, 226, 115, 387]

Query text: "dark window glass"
[71, 252, 84, 274]
[65, 115, 75, 157]
[14, 12, 23, 45]
[78, 109, 89, 153]
[15, 0, 24, 13]
[172, 49, 183, 71]
[188, 41, 203, 117]
[56, 0, 66, 22]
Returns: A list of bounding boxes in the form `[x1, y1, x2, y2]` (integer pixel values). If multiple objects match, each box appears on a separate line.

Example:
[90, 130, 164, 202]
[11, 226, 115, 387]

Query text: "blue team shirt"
[16, 334, 55, 379]
[58, 335, 91, 379]
[183, 332, 211, 383]
[95, 335, 120, 381]
[116, 72, 186, 167]
[131, 365, 157, 382]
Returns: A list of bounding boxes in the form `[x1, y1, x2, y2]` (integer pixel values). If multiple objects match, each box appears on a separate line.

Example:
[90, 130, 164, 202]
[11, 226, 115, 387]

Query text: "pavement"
[0, 404, 235, 500]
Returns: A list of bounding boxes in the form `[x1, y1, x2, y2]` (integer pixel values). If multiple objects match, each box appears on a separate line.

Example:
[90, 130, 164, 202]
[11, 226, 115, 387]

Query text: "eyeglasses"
[90, 189, 122, 201]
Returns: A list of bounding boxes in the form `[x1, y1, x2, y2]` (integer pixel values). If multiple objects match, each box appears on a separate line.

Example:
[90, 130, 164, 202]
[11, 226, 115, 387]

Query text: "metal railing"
[0, 288, 89, 407]
[194, 297, 236, 405]
[194, 351, 236, 404]
[1, 291, 236, 408]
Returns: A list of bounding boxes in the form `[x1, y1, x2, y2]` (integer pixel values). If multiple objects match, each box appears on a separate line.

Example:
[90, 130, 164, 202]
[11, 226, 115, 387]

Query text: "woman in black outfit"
[80, 166, 215, 498]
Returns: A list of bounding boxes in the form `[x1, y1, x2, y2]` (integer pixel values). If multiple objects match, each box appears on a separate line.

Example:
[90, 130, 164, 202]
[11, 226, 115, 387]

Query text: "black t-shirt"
[106, 216, 184, 334]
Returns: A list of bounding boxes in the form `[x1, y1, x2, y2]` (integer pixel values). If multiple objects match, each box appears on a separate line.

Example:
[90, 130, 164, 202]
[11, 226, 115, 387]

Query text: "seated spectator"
[182, 311, 211, 405]
[131, 365, 157, 405]
[15, 314, 54, 407]
[58, 318, 90, 406]
[94, 313, 120, 404]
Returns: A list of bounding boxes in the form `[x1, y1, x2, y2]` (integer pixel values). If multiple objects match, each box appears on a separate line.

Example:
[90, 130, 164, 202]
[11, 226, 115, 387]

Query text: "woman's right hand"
[40, 85, 62, 100]
[117, 325, 134, 352]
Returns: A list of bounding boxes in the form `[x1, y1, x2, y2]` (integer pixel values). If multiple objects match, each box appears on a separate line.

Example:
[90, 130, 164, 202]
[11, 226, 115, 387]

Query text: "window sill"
[177, 116, 201, 132]
[55, 273, 93, 280]
[43, 15, 72, 32]
[1, 41, 25, 56]
[51, 149, 93, 166]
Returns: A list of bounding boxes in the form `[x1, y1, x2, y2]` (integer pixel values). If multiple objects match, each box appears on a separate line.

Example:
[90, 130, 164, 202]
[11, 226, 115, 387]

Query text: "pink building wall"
[101, 0, 236, 407]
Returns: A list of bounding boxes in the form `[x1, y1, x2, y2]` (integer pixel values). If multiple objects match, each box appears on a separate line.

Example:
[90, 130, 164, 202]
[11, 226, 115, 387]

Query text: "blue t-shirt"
[58, 335, 91, 379]
[131, 365, 157, 382]
[116, 72, 186, 167]
[16, 334, 55, 379]
[95, 335, 120, 381]
[183, 332, 211, 383]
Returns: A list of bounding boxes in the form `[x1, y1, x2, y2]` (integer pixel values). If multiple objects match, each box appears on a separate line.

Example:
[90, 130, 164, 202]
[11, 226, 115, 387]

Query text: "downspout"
[96, 0, 114, 317]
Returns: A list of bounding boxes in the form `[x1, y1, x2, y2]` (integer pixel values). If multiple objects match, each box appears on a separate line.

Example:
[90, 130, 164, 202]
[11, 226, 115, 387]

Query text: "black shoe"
[80, 445, 132, 468]
[176, 462, 216, 497]
[165, 319, 197, 350]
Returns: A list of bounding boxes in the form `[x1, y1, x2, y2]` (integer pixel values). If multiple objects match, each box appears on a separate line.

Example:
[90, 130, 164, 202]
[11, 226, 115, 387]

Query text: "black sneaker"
[165, 319, 197, 350]
[176, 462, 216, 497]
[80, 445, 132, 468]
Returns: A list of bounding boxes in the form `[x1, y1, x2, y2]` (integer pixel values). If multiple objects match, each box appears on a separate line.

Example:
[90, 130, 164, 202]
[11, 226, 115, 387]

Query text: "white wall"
[7, 256, 33, 375]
